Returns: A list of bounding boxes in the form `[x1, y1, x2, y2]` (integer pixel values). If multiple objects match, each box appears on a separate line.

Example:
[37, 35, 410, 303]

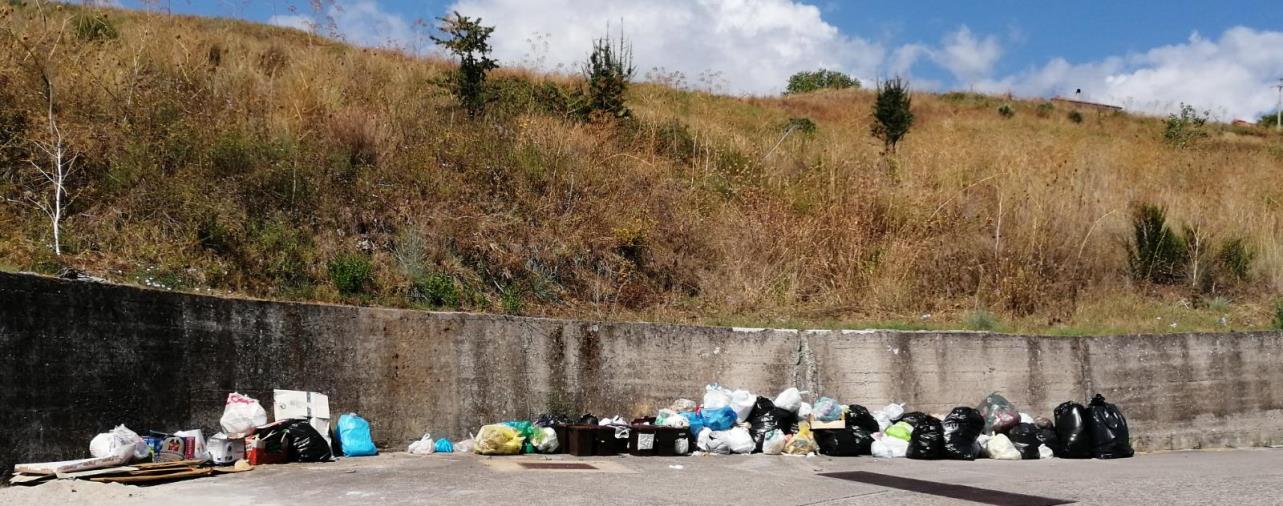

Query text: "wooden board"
[8, 473, 54, 485]
[133, 460, 204, 470]
[55, 466, 140, 480]
[90, 467, 213, 484]
[14, 455, 131, 475]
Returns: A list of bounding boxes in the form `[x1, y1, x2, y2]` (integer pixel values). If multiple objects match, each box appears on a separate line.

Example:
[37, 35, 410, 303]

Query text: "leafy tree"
[582, 33, 635, 119]
[1259, 111, 1281, 129]
[431, 12, 498, 118]
[870, 77, 914, 154]
[785, 69, 859, 94]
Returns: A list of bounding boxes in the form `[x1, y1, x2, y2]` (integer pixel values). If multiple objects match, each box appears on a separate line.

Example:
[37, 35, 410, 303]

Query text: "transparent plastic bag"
[703, 385, 732, 411]
[724, 427, 755, 454]
[730, 390, 756, 423]
[535, 427, 559, 453]
[783, 422, 818, 455]
[474, 424, 523, 455]
[813, 397, 843, 422]
[773, 388, 802, 413]
[761, 429, 788, 455]
[89, 425, 150, 461]
[408, 433, 435, 454]
[986, 434, 1022, 460]
[871, 432, 909, 458]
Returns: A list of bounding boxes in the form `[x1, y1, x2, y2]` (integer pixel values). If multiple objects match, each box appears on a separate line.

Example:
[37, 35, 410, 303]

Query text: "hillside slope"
[2, 4, 1281, 334]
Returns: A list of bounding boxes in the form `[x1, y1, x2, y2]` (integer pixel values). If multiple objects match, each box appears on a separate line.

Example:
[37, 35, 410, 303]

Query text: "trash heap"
[459, 385, 1134, 461]
[10, 389, 382, 486]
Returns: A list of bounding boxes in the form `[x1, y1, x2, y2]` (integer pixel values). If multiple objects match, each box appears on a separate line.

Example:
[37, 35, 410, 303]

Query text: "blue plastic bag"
[682, 411, 705, 439]
[702, 407, 737, 431]
[434, 438, 454, 453]
[814, 397, 844, 422]
[337, 413, 378, 457]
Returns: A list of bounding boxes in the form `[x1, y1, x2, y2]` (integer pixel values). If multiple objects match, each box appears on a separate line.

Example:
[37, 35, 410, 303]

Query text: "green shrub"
[1259, 111, 1281, 129]
[1035, 102, 1055, 118]
[328, 253, 372, 295]
[998, 104, 1015, 118]
[73, 14, 118, 42]
[410, 273, 460, 308]
[1129, 204, 1187, 284]
[500, 284, 523, 314]
[652, 119, 698, 161]
[871, 77, 914, 154]
[1217, 237, 1254, 281]
[1163, 103, 1209, 147]
[1067, 110, 1084, 123]
[965, 309, 998, 331]
[785, 69, 859, 94]
[786, 117, 817, 135]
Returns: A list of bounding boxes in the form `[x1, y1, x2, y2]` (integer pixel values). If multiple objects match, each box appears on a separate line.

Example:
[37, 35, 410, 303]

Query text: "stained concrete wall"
[2, 272, 1280, 474]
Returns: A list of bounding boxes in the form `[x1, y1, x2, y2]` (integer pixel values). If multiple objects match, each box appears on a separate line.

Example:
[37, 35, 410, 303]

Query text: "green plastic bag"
[504, 421, 539, 454]
[886, 421, 914, 441]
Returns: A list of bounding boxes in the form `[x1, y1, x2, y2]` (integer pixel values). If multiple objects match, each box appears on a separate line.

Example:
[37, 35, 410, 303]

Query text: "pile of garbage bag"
[493, 384, 1133, 462]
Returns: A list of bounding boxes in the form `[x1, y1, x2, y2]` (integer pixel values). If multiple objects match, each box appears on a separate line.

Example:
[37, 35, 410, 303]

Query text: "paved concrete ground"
[4, 449, 1280, 505]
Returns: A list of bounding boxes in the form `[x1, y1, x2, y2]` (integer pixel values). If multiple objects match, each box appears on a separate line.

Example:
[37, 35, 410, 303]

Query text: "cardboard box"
[155, 435, 195, 462]
[208, 433, 246, 465]
[273, 389, 331, 445]
[810, 417, 846, 430]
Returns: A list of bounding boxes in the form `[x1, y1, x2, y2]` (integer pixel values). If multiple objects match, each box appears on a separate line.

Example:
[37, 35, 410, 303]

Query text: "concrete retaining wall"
[1, 272, 1280, 473]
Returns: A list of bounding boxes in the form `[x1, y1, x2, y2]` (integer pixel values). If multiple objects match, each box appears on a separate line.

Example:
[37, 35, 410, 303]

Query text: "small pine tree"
[582, 33, 635, 119]
[871, 77, 914, 154]
[431, 12, 498, 118]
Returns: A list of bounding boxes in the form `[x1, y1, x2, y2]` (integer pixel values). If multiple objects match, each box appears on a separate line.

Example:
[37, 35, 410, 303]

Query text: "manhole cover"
[518, 462, 597, 470]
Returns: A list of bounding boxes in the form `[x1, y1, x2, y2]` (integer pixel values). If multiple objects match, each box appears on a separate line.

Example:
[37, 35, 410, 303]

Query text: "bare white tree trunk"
[26, 72, 77, 256]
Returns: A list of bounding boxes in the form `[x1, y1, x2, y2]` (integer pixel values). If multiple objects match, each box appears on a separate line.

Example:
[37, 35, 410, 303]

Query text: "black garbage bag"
[535, 413, 574, 427]
[942, 407, 985, 460]
[844, 405, 879, 434]
[578, 414, 599, 425]
[895, 411, 931, 428]
[1007, 423, 1042, 460]
[1054, 401, 1092, 458]
[777, 408, 800, 434]
[906, 415, 945, 460]
[283, 419, 333, 462]
[1087, 394, 1134, 459]
[815, 427, 874, 456]
[747, 397, 782, 452]
[1035, 426, 1059, 455]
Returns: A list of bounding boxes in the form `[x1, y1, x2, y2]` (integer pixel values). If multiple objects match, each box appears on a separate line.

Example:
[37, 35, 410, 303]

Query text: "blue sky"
[118, 0, 1283, 119]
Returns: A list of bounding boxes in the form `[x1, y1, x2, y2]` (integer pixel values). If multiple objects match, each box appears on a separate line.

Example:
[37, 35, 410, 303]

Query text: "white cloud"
[978, 27, 1283, 120]
[929, 26, 1002, 85]
[446, 0, 887, 94]
[269, 1, 416, 51]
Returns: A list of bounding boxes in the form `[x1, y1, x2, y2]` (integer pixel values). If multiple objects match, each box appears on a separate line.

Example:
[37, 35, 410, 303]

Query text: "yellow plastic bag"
[783, 421, 819, 455]
[474, 424, 524, 455]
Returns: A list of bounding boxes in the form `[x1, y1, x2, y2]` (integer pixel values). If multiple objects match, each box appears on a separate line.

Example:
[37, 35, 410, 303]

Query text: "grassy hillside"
[2, 4, 1281, 334]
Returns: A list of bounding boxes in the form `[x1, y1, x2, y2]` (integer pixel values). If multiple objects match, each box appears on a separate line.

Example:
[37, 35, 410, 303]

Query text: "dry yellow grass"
[1, 4, 1280, 334]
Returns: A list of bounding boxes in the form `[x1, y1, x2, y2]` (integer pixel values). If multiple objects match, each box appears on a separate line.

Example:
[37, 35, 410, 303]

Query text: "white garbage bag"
[873, 403, 905, 431]
[696, 428, 731, 454]
[89, 425, 151, 461]
[703, 385, 732, 411]
[1019, 412, 1035, 424]
[871, 433, 908, 458]
[724, 427, 755, 454]
[536, 427, 560, 453]
[798, 402, 813, 419]
[986, 434, 1022, 460]
[660, 413, 690, 429]
[408, 433, 436, 454]
[773, 388, 802, 413]
[761, 429, 788, 455]
[730, 390, 756, 422]
[220, 392, 268, 438]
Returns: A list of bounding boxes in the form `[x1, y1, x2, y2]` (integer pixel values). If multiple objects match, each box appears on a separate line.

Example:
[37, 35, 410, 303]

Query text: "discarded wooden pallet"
[90, 467, 214, 484]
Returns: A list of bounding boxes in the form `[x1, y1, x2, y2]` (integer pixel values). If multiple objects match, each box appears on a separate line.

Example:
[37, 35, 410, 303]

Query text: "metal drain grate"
[819, 471, 1073, 506]
[518, 462, 598, 470]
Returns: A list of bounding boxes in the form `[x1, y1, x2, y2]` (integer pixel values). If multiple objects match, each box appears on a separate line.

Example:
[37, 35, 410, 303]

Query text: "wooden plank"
[55, 466, 140, 480]
[133, 459, 203, 470]
[8, 474, 54, 485]
[91, 468, 213, 484]
[14, 455, 131, 475]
